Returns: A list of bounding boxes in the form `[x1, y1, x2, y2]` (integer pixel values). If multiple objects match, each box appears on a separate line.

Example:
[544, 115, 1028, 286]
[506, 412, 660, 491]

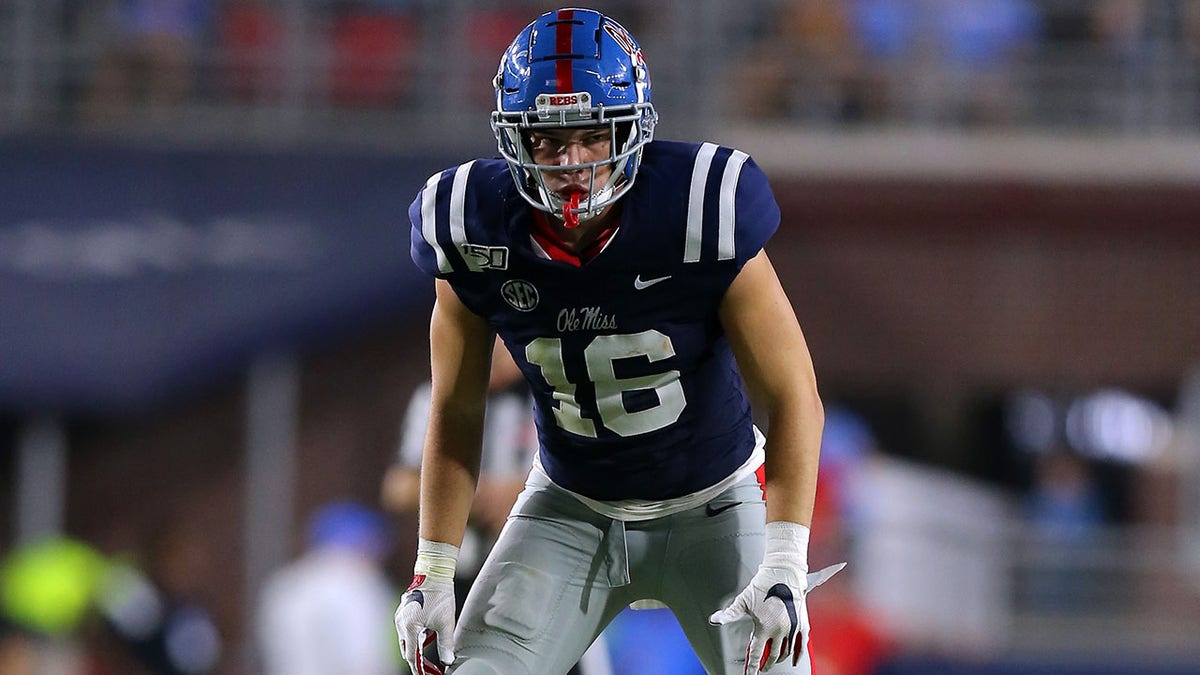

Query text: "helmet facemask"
[492, 97, 656, 228]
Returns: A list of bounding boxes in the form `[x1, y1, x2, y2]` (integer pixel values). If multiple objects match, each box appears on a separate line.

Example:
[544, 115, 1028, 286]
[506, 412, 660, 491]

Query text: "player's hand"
[709, 562, 844, 673]
[395, 574, 456, 675]
[708, 520, 844, 674]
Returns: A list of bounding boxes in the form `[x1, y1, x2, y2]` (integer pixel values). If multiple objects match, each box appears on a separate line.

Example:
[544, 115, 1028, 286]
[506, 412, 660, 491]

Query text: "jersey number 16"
[525, 330, 685, 437]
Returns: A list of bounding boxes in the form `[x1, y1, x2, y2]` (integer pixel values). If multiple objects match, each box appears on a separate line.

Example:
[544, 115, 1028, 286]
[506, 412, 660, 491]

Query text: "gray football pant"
[446, 473, 813, 675]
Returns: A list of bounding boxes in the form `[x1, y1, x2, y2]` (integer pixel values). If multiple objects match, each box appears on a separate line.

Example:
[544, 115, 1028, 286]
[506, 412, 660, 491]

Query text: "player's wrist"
[761, 521, 809, 587]
[414, 538, 460, 583]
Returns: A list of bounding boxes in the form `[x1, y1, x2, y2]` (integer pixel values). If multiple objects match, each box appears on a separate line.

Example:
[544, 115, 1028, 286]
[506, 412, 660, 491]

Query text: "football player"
[395, 8, 842, 675]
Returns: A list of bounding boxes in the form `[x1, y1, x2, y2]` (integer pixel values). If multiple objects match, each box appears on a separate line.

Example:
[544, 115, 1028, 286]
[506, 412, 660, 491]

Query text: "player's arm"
[419, 278, 494, 545]
[395, 278, 492, 672]
[718, 250, 822, 527]
[713, 250, 839, 674]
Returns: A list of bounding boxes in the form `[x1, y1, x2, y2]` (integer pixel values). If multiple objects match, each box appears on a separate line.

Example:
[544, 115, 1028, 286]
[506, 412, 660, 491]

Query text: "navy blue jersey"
[410, 140, 780, 501]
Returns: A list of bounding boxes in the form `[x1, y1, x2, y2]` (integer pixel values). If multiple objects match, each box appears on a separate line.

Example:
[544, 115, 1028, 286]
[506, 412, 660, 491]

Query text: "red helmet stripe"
[555, 8, 575, 93]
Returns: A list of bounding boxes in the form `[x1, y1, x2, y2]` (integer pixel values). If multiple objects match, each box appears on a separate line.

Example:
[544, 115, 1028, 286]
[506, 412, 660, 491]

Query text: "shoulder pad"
[409, 160, 512, 277]
[677, 143, 779, 268]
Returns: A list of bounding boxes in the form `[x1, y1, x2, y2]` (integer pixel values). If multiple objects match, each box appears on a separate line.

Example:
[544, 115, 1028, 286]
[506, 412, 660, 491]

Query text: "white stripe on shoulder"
[420, 170, 451, 274]
[684, 142, 719, 263]
[449, 160, 477, 269]
[718, 150, 749, 261]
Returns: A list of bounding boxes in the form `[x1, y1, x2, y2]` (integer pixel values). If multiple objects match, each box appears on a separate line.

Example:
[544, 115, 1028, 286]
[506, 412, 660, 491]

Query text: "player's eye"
[529, 135, 563, 152]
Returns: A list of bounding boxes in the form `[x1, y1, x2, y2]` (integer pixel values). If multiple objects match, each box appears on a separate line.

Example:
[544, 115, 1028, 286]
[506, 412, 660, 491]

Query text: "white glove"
[708, 522, 845, 674]
[395, 539, 459, 675]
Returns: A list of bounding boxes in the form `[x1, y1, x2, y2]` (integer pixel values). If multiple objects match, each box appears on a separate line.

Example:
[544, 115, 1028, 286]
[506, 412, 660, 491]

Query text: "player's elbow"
[806, 370, 825, 428]
[806, 387, 825, 431]
[759, 364, 822, 418]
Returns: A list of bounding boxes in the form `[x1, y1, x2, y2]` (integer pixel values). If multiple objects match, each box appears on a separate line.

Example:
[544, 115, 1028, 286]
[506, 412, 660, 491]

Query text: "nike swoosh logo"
[633, 274, 672, 290]
[765, 583, 799, 634]
[705, 502, 740, 517]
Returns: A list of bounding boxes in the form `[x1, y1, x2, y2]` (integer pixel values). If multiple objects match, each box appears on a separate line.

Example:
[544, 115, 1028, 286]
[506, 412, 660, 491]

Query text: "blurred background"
[2, 0, 1200, 673]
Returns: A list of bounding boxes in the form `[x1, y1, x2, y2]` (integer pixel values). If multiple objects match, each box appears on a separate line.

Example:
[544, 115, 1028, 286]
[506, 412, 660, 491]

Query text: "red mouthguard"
[563, 192, 581, 229]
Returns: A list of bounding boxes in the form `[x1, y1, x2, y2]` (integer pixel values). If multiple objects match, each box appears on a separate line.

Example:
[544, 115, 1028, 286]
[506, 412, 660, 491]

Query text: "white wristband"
[414, 538, 460, 582]
[763, 521, 810, 586]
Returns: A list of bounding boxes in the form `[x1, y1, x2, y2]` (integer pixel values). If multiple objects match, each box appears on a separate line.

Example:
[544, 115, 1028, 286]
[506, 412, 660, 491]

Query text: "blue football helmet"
[492, 8, 657, 226]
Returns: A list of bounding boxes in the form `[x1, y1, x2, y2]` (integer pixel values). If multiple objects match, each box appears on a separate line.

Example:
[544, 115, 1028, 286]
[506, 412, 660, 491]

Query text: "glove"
[708, 522, 845, 674]
[395, 539, 459, 675]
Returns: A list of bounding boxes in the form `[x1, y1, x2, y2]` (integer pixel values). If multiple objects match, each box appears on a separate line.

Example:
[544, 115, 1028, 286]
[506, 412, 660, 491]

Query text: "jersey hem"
[527, 425, 767, 522]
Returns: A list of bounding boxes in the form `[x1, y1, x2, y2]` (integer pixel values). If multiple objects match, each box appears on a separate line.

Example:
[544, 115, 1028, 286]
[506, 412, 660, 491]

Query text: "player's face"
[526, 127, 613, 197]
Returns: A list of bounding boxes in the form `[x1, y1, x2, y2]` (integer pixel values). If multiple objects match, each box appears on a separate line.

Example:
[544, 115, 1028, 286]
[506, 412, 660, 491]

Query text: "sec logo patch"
[501, 279, 539, 312]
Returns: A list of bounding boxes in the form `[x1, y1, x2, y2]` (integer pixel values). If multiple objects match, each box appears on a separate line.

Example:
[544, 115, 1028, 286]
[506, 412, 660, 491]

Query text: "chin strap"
[563, 192, 581, 229]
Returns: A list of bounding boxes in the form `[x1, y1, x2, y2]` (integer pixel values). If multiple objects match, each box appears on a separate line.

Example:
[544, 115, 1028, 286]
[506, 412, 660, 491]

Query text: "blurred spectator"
[1030, 0, 1094, 126]
[788, 0, 868, 122]
[1023, 449, 1105, 612]
[257, 501, 399, 675]
[1092, 0, 1149, 58]
[96, 524, 222, 675]
[926, 0, 1041, 126]
[81, 0, 213, 127]
[731, 0, 865, 122]
[851, 0, 918, 62]
[0, 536, 116, 675]
[734, 0, 1038, 126]
[847, 0, 921, 122]
[846, 0, 1040, 126]
[1026, 450, 1105, 542]
[0, 617, 37, 675]
[328, 2, 421, 108]
[215, 0, 285, 102]
[1183, 0, 1200, 57]
[1091, 0, 1153, 129]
